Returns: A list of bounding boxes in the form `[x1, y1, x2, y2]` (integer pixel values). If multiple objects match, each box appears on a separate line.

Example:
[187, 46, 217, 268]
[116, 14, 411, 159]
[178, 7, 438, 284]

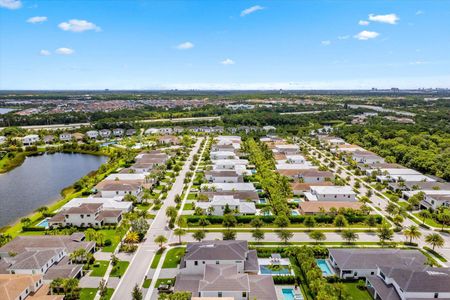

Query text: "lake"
[0, 153, 107, 228]
[0, 108, 14, 114]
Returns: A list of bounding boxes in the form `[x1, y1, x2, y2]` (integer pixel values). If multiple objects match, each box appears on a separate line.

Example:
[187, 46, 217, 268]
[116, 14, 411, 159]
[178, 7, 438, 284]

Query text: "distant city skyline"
[1, 0, 450, 90]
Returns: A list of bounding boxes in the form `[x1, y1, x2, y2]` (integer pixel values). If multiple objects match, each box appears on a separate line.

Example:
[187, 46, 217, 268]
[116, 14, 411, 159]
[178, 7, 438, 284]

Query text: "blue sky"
[1, 0, 450, 90]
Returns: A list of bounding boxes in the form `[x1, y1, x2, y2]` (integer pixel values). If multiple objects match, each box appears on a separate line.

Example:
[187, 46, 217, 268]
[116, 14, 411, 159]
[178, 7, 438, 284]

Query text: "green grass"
[424, 246, 448, 262]
[342, 282, 372, 300]
[187, 193, 197, 200]
[110, 261, 129, 277]
[142, 278, 152, 288]
[151, 248, 164, 268]
[162, 247, 186, 268]
[155, 278, 175, 288]
[136, 203, 152, 211]
[183, 203, 193, 210]
[88, 260, 109, 277]
[413, 213, 450, 229]
[96, 229, 124, 252]
[80, 288, 114, 300]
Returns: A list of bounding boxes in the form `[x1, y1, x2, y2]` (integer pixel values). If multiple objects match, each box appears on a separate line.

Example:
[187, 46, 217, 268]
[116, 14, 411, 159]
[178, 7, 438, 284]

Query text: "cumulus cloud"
[240, 5, 264, 17]
[55, 47, 74, 55]
[321, 40, 331, 46]
[368, 13, 399, 24]
[39, 49, 51, 56]
[0, 0, 22, 9]
[58, 19, 101, 32]
[354, 30, 379, 40]
[337, 35, 350, 40]
[358, 20, 369, 26]
[27, 16, 47, 24]
[176, 41, 194, 50]
[221, 58, 235, 65]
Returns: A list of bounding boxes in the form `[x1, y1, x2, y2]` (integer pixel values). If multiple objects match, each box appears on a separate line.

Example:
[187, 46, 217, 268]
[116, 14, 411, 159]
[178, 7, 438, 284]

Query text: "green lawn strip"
[187, 193, 197, 200]
[162, 247, 186, 268]
[142, 278, 152, 288]
[96, 229, 123, 252]
[249, 241, 398, 246]
[182, 203, 193, 210]
[150, 248, 164, 268]
[342, 282, 372, 300]
[88, 260, 109, 277]
[80, 288, 114, 300]
[424, 246, 448, 262]
[412, 213, 450, 229]
[136, 203, 152, 211]
[155, 278, 175, 288]
[186, 228, 375, 233]
[110, 261, 129, 277]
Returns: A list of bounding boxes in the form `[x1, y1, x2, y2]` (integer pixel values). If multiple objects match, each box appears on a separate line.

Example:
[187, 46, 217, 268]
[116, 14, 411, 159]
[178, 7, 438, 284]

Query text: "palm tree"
[418, 210, 431, 225]
[85, 228, 96, 241]
[173, 228, 186, 244]
[198, 216, 210, 229]
[340, 230, 359, 244]
[165, 206, 178, 220]
[154, 235, 167, 248]
[403, 225, 422, 244]
[192, 230, 206, 242]
[124, 231, 140, 244]
[425, 233, 444, 251]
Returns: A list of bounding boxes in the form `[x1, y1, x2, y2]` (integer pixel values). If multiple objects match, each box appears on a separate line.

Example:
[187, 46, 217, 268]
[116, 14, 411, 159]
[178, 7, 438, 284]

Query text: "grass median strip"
[162, 247, 186, 268]
[88, 260, 109, 277]
[110, 261, 129, 277]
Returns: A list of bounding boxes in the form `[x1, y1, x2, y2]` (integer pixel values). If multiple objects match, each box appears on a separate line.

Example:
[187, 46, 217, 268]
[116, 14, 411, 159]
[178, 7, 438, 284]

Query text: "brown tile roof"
[0, 274, 42, 300]
[290, 182, 334, 191]
[200, 191, 259, 201]
[64, 203, 103, 214]
[95, 180, 142, 191]
[279, 169, 333, 178]
[299, 201, 363, 214]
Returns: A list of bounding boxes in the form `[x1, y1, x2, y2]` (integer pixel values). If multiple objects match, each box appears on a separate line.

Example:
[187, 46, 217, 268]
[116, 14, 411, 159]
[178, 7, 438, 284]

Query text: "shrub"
[104, 239, 112, 246]
[273, 275, 296, 284]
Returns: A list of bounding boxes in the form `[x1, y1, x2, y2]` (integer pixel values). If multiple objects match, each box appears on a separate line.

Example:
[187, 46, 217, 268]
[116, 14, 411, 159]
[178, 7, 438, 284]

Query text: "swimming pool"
[282, 288, 295, 300]
[316, 259, 333, 276]
[258, 198, 267, 204]
[36, 218, 49, 228]
[259, 265, 291, 275]
[291, 210, 299, 216]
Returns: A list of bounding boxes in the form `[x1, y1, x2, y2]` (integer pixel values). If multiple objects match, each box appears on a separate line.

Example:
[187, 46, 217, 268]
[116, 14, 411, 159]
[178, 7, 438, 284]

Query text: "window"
[218, 292, 222, 297]
[371, 272, 374, 275]
[216, 261, 220, 264]
[194, 261, 198, 266]
[242, 292, 247, 297]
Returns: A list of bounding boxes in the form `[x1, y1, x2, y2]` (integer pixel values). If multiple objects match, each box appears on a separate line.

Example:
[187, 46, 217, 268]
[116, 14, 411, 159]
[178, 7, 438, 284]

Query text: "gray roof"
[200, 191, 259, 202]
[174, 274, 203, 294]
[244, 250, 259, 273]
[205, 170, 240, 177]
[329, 249, 426, 270]
[367, 276, 401, 300]
[380, 266, 450, 293]
[0, 234, 95, 256]
[248, 275, 278, 300]
[44, 263, 83, 280]
[184, 240, 249, 261]
[199, 264, 249, 292]
[7, 249, 62, 270]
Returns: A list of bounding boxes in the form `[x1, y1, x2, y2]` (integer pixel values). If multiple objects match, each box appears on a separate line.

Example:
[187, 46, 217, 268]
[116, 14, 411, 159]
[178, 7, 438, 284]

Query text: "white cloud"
[368, 13, 399, 24]
[354, 30, 379, 40]
[27, 16, 47, 24]
[321, 40, 331, 46]
[176, 41, 194, 50]
[240, 5, 264, 17]
[221, 58, 235, 65]
[416, 10, 424, 15]
[0, 0, 22, 9]
[337, 35, 350, 40]
[55, 47, 74, 55]
[58, 19, 101, 32]
[358, 20, 370, 26]
[39, 49, 51, 56]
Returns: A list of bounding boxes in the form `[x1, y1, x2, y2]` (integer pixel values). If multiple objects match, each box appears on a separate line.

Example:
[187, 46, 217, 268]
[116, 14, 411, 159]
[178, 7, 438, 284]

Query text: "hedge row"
[22, 226, 46, 232]
[273, 275, 296, 284]
[186, 214, 382, 225]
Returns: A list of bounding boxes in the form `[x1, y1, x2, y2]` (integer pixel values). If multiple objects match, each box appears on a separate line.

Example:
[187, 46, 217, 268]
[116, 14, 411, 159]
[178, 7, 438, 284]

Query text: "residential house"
[22, 135, 39, 146]
[95, 179, 143, 198]
[159, 127, 173, 134]
[60, 197, 132, 213]
[59, 133, 72, 142]
[199, 191, 260, 203]
[144, 128, 159, 135]
[290, 182, 334, 196]
[210, 151, 238, 160]
[5, 249, 66, 275]
[274, 144, 299, 154]
[299, 201, 363, 215]
[201, 183, 256, 192]
[375, 168, 436, 183]
[195, 195, 256, 216]
[48, 203, 123, 228]
[212, 159, 248, 170]
[158, 135, 179, 145]
[419, 191, 450, 210]
[0, 274, 64, 300]
[72, 132, 84, 141]
[99, 129, 111, 138]
[278, 169, 333, 182]
[125, 129, 136, 136]
[113, 128, 124, 137]
[204, 170, 242, 183]
[0, 136, 6, 145]
[351, 150, 385, 165]
[304, 186, 356, 201]
[43, 135, 54, 144]
[86, 130, 99, 139]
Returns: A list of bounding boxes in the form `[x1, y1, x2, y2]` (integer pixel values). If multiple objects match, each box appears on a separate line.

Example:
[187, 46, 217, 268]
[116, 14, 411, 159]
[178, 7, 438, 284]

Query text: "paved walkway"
[111, 138, 203, 300]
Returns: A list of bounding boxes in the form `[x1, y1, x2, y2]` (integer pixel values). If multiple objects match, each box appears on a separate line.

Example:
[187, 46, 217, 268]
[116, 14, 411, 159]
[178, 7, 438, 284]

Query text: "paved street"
[111, 138, 203, 300]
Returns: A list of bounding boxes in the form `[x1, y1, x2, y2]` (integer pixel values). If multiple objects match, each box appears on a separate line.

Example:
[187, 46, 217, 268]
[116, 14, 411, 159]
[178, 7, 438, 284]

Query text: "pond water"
[0, 153, 107, 228]
[0, 108, 14, 114]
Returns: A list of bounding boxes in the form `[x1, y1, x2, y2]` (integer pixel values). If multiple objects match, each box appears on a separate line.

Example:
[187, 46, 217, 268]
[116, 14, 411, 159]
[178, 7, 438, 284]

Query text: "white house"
[86, 130, 99, 139]
[201, 183, 256, 192]
[274, 144, 299, 154]
[351, 151, 384, 165]
[0, 136, 6, 144]
[99, 129, 111, 138]
[22, 135, 39, 146]
[210, 151, 238, 160]
[212, 159, 248, 170]
[262, 125, 276, 132]
[285, 154, 306, 164]
[205, 170, 241, 183]
[95, 179, 143, 198]
[144, 128, 159, 135]
[305, 186, 356, 201]
[105, 173, 148, 182]
[113, 128, 124, 136]
[5, 249, 66, 275]
[59, 133, 72, 142]
[195, 195, 256, 216]
[275, 163, 317, 170]
[159, 127, 173, 134]
[60, 197, 133, 213]
[49, 203, 123, 228]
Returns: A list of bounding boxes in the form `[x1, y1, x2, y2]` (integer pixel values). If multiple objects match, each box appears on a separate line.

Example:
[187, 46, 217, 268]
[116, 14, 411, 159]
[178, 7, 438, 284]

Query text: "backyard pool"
[291, 210, 299, 216]
[282, 288, 295, 300]
[259, 265, 291, 275]
[316, 259, 333, 276]
[258, 198, 267, 204]
[36, 218, 49, 228]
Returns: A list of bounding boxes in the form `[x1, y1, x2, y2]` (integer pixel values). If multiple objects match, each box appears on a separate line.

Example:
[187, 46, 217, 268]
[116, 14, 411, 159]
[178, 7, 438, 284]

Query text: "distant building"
[22, 135, 39, 146]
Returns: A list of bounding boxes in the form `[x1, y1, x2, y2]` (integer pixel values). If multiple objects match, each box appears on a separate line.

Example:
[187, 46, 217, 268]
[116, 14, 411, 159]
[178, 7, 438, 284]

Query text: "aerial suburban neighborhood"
[1, 0, 450, 300]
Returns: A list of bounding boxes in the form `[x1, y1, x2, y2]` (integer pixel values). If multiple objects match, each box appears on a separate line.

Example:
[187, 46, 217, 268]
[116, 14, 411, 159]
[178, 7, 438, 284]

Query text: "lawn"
[162, 247, 186, 268]
[413, 213, 450, 229]
[80, 288, 114, 300]
[142, 278, 152, 288]
[342, 282, 372, 300]
[96, 229, 125, 252]
[151, 248, 164, 268]
[155, 278, 175, 288]
[136, 203, 152, 211]
[187, 193, 197, 200]
[89, 260, 109, 277]
[110, 261, 129, 277]
[183, 203, 193, 210]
